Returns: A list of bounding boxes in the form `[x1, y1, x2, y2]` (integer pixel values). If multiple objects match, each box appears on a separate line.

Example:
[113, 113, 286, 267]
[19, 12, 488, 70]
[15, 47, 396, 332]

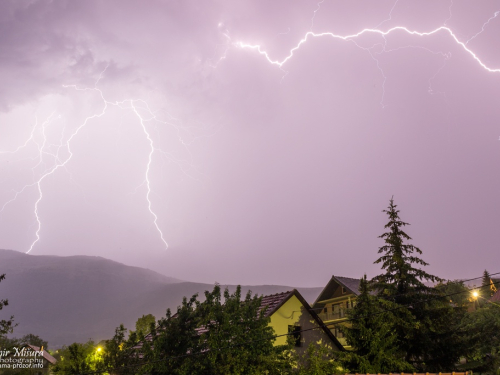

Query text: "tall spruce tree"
[370, 198, 464, 371]
[482, 269, 497, 298]
[371, 198, 442, 303]
[482, 269, 491, 288]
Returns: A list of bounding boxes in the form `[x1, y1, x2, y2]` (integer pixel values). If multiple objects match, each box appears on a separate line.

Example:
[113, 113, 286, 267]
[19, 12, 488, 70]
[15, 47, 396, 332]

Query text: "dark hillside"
[0, 249, 322, 347]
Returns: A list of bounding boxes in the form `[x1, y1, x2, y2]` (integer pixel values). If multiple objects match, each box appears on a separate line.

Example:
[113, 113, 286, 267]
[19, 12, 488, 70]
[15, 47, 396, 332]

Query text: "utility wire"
[310, 270, 500, 310]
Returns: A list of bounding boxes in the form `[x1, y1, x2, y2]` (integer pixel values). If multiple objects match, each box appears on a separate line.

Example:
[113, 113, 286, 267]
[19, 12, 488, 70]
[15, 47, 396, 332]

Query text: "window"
[341, 286, 347, 294]
[288, 325, 301, 347]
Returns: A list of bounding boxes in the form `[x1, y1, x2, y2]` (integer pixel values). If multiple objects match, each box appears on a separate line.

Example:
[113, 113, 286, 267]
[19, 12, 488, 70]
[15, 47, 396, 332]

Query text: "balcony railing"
[318, 311, 347, 322]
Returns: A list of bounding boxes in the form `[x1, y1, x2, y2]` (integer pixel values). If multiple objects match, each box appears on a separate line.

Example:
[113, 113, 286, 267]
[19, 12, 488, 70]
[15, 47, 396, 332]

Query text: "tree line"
[1, 198, 499, 374]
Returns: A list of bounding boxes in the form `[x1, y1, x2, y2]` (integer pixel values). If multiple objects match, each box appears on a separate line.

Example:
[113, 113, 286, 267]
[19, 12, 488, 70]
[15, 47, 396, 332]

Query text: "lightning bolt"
[0, 67, 205, 253]
[209, 23, 232, 68]
[235, 25, 500, 73]
[310, 0, 325, 31]
[466, 10, 500, 45]
[2, 4, 498, 255]
[374, 0, 400, 29]
[443, 0, 454, 27]
[232, 13, 499, 109]
[1, 114, 61, 253]
[129, 100, 169, 249]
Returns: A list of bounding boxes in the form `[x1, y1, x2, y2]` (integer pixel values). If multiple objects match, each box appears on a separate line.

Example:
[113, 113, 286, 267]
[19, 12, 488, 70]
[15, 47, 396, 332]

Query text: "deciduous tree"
[461, 303, 500, 373]
[296, 342, 344, 375]
[52, 341, 97, 375]
[102, 324, 139, 375]
[134, 314, 155, 337]
[141, 285, 293, 374]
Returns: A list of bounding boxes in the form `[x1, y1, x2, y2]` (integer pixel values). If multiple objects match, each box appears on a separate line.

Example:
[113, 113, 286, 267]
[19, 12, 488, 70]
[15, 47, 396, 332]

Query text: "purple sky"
[0, 0, 499, 287]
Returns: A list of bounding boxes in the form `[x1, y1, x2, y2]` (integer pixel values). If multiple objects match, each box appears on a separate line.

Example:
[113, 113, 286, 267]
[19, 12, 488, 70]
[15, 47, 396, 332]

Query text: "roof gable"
[259, 290, 295, 317]
[335, 276, 361, 295]
[260, 289, 344, 351]
[313, 275, 361, 307]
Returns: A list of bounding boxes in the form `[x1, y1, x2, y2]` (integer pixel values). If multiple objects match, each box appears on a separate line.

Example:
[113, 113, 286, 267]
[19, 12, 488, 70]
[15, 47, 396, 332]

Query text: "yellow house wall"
[268, 295, 340, 353]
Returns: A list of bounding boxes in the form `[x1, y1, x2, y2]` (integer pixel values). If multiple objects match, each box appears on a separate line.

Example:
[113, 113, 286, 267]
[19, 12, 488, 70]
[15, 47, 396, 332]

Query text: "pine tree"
[370, 198, 464, 371]
[481, 269, 497, 298]
[371, 198, 442, 304]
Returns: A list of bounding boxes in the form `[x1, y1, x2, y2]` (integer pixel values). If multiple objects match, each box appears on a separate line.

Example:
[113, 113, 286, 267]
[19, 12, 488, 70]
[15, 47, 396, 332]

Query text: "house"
[311, 275, 361, 348]
[135, 289, 343, 356]
[259, 289, 344, 354]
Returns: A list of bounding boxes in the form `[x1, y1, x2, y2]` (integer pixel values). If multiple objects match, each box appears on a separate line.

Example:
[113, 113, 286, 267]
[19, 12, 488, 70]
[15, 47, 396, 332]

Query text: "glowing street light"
[472, 290, 479, 299]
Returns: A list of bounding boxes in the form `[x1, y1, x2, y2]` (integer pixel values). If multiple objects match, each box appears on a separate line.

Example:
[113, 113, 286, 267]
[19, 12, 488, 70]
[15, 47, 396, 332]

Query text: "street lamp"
[471, 290, 480, 310]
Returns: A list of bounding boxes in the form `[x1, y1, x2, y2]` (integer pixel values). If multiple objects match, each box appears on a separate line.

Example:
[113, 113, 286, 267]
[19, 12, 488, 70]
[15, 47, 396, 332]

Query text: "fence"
[345, 373, 470, 375]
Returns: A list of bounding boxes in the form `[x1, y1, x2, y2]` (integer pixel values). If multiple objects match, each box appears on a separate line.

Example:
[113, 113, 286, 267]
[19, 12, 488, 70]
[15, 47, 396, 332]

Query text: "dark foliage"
[52, 342, 96, 375]
[460, 302, 500, 374]
[0, 274, 15, 337]
[139, 284, 293, 375]
[338, 275, 414, 373]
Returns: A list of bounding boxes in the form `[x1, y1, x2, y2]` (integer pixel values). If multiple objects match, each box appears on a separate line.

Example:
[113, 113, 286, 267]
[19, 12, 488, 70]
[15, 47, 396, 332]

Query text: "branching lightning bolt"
[233, 14, 499, 108]
[310, 0, 325, 31]
[0, 67, 206, 253]
[2, 4, 499, 255]
[235, 25, 500, 73]
[466, 11, 500, 45]
[5, 85, 110, 253]
[374, 0, 400, 29]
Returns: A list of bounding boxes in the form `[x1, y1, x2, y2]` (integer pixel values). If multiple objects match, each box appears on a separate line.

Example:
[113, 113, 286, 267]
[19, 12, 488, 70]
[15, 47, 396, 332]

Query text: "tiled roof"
[335, 276, 361, 295]
[258, 290, 295, 317]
